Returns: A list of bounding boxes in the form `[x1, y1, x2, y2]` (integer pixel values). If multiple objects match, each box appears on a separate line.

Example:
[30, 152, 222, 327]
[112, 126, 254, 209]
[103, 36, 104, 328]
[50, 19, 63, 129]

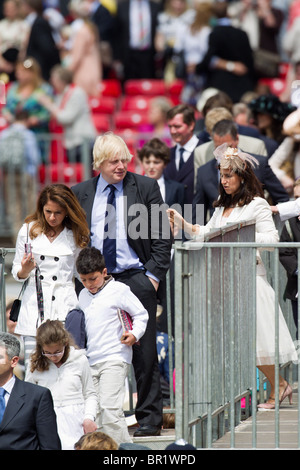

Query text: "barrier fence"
[172, 220, 299, 448]
[0, 216, 299, 448]
[0, 134, 93, 241]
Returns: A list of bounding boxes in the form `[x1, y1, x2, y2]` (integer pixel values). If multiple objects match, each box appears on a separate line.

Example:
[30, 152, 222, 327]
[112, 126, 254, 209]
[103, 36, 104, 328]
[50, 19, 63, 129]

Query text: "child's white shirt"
[78, 278, 148, 366]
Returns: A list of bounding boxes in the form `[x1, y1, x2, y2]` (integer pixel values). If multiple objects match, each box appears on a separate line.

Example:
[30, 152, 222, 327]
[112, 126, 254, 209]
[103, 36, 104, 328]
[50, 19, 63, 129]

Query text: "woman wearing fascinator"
[167, 143, 297, 409]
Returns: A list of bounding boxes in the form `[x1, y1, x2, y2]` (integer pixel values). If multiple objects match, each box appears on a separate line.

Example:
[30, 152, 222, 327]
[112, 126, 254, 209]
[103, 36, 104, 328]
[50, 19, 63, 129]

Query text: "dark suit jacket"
[196, 125, 279, 158]
[26, 15, 60, 80]
[72, 172, 172, 281]
[113, 0, 160, 63]
[193, 154, 289, 223]
[0, 377, 61, 450]
[164, 178, 185, 209]
[279, 217, 300, 301]
[164, 139, 202, 205]
[91, 3, 115, 43]
[196, 24, 255, 103]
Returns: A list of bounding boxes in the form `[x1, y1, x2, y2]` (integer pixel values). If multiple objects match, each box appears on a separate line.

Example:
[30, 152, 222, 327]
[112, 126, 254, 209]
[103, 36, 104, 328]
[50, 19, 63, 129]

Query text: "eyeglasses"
[42, 347, 65, 357]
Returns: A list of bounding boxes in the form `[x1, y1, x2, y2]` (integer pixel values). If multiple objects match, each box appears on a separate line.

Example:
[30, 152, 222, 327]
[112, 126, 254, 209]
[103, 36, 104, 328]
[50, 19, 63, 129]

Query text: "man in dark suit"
[195, 1, 255, 103]
[193, 120, 289, 224]
[0, 332, 61, 450]
[87, 0, 115, 45]
[22, 0, 60, 81]
[164, 104, 203, 206]
[138, 137, 184, 333]
[72, 133, 172, 437]
[113, 0, 161, 81]
[279, 179, 300, 339]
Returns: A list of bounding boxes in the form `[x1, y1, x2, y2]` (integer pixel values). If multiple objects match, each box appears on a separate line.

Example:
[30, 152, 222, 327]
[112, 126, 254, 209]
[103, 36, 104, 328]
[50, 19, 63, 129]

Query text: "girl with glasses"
[26, 319, 98, 450]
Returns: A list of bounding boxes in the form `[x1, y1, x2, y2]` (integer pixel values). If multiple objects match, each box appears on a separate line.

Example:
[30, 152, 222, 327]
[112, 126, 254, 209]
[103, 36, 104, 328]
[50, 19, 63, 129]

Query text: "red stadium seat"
[120, 95, 152, 112]
[99, 79, 122, 98]
[89, 96, 117, 114]
[258, 78, 286, 97]
[48, 119, 66, 164]
[114, 110, 148, 130]
[124, 79, 167, 96]
[278, 62, 290, 80]
[92, 114, 111, 132]
[39, 163, 84, 184]
[168, 79, 185, 97]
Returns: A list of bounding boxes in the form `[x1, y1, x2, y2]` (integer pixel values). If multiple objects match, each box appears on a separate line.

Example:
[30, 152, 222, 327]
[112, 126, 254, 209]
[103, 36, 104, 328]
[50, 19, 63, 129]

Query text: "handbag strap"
[35, 265, 44, 327]
[18, 278, 29, 299]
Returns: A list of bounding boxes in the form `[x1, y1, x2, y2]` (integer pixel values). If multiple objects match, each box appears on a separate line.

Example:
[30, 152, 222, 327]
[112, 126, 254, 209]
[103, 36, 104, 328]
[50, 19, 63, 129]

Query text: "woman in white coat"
[168, 144, 298, 409]
[12, 184, 90, 367]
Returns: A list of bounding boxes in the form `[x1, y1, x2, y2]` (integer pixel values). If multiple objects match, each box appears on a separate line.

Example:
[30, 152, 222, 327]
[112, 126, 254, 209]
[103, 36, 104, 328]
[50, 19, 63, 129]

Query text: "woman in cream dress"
[168, 144, 298, 409]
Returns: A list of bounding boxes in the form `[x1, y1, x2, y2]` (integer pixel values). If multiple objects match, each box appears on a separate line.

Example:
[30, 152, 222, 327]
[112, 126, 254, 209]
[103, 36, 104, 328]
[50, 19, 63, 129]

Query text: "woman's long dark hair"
[214, 161, 264, 209]
[25, 184, 90, 247]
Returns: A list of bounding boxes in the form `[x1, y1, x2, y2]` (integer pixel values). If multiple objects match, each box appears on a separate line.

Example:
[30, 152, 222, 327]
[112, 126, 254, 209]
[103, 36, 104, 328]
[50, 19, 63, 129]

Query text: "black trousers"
[113, 269, 163, 427]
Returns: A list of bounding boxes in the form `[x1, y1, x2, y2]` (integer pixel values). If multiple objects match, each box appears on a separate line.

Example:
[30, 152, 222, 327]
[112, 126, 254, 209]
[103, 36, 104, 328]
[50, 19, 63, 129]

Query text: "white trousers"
[90, 360, 132, 445]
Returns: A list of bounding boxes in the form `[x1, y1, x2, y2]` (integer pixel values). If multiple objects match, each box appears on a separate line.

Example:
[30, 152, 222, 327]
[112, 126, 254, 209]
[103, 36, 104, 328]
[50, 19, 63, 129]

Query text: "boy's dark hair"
[138, 137, 170, 165]
[76, 247, 106, 274]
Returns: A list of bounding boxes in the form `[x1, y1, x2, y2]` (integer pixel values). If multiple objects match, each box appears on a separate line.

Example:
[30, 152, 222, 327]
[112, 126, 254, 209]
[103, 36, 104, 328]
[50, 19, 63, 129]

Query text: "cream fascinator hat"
[213, 143, 259, 172]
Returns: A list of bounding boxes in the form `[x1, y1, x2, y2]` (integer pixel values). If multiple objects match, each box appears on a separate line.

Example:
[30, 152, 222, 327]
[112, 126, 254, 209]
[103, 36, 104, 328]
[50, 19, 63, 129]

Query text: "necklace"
[47, 227, 63, 242]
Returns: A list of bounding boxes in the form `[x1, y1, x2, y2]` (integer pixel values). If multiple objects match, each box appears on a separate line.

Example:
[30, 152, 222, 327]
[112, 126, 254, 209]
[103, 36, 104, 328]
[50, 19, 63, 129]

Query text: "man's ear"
[11, 356, 20, 369]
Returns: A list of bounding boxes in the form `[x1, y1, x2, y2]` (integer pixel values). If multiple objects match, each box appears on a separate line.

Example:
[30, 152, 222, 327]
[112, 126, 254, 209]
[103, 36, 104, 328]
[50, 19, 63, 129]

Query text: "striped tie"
[0, 388, 6, 423]
[103, 184, 117, 273]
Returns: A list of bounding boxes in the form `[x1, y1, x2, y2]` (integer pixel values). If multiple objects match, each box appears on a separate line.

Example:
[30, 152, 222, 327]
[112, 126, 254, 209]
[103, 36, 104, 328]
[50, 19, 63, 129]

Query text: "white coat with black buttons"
[12, 222, 80, 337]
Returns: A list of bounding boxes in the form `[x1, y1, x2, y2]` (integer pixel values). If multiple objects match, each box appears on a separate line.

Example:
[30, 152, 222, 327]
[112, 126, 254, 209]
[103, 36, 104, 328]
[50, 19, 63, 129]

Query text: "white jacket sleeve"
[268, 137, 295, 180]
[277, 198, 300, 221]
[253, 198, 279, 245]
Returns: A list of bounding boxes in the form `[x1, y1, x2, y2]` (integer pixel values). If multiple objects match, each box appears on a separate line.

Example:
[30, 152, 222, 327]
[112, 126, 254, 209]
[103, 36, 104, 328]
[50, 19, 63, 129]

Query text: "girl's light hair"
[92, 132, 132, 171]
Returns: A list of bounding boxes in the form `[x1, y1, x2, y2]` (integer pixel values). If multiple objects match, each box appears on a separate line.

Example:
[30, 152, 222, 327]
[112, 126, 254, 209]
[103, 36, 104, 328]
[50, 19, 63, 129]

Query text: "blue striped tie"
[0, 388, 6, 423]
[103, 184, 117, 273]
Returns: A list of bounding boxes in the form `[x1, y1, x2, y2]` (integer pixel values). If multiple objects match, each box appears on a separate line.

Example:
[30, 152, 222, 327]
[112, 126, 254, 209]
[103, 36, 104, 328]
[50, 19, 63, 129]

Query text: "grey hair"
[0, 332, 20, 359]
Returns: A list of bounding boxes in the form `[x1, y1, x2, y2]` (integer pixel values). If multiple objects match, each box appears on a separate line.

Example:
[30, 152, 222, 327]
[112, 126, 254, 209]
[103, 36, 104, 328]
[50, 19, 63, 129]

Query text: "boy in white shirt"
[76, 247, 148, 445]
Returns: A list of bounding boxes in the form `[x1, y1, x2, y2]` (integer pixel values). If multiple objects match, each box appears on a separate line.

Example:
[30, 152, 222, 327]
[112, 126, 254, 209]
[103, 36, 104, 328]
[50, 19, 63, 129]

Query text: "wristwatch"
[226, 61, 235, 72]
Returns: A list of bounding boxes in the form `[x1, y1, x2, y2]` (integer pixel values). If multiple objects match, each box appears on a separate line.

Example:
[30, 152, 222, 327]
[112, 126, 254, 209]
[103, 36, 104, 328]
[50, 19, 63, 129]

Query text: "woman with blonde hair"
[2, 57, 53, 135]
[12, 183, 90, 367]
[64, 1, 102, 97]
[172, 1, 213, 105]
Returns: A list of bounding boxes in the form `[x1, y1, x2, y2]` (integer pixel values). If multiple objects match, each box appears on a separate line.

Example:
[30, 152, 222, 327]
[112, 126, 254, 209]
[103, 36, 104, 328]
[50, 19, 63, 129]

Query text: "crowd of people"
[1, 0, 300, 452]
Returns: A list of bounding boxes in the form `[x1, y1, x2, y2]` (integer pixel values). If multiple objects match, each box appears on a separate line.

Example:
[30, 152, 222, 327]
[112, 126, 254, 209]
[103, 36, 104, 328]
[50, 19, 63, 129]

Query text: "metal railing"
[1, 221, 299, 448]
[172, 221, 299, 448]
[0, 134, 93, 241]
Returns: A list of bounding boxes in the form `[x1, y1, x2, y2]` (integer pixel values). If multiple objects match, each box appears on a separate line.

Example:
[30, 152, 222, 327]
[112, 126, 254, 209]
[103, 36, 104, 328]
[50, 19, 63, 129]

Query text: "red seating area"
[0, 69, 292, 185]
[88, 78, 185, 134]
